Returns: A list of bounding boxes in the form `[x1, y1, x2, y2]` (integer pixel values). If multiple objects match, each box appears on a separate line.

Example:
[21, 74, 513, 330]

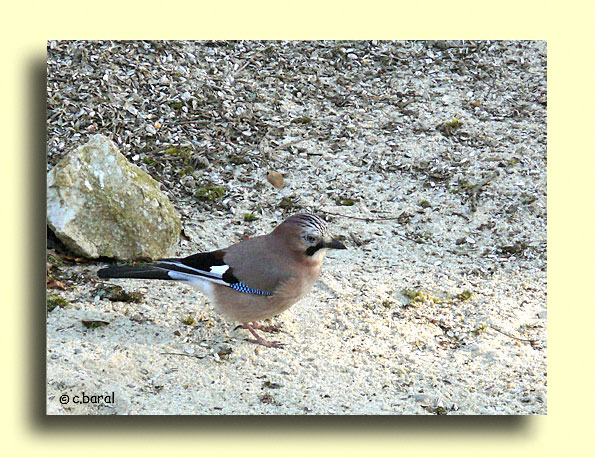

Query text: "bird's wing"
[156, 250, 240, 287]
[157, 239, 284, 295]
[99, 235, 290, 296]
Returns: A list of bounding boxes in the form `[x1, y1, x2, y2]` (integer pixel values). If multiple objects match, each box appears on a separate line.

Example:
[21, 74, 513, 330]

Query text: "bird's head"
[276, 213, 346, 263]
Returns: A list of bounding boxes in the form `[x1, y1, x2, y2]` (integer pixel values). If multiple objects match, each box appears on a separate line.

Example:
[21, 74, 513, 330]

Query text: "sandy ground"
[47, 41, 546, 414]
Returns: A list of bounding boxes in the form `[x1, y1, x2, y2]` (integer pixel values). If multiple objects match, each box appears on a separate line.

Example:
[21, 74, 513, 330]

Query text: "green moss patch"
[196, 186, 225, 201]
[47, 294, 69, 312]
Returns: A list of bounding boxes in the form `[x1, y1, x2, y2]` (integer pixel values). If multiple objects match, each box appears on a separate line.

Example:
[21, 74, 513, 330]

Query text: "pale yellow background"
[2, 0, 593, 456]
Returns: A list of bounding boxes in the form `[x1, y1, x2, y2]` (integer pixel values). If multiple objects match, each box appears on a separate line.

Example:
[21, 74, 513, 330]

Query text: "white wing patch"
[159, 260, 228, 279]
[159, 259, 271, 297]
[167, 270, 231, 287]
[159, 260, 232, 287]
[209, 264, 230, 276]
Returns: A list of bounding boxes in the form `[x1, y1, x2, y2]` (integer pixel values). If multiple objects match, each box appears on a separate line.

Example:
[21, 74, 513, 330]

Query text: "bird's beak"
[323, 238, 347, 250]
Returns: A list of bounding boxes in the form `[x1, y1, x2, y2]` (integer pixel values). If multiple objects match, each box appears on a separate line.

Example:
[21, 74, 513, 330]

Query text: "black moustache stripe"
[305, 243, 324, 256]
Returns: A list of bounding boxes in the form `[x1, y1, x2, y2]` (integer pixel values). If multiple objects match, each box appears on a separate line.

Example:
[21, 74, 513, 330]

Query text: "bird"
[97, 213, 346, 348]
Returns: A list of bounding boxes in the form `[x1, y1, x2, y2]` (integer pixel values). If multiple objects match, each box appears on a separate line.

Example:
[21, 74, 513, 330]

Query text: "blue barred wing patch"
[230, 282, 272, 296]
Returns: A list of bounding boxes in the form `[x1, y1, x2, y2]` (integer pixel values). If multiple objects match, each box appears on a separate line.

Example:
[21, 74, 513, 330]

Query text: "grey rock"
[47, 135, 181, 260]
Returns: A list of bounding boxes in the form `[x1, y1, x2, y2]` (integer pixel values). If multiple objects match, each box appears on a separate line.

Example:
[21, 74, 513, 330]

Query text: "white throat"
[309, 247, 329, 264]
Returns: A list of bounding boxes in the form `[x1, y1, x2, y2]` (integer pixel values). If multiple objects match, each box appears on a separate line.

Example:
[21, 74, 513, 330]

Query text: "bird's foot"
[241, 322, 286, 348]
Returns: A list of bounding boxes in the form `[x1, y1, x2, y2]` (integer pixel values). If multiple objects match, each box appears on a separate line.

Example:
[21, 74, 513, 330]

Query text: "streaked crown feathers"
[285, 213, 328, 235]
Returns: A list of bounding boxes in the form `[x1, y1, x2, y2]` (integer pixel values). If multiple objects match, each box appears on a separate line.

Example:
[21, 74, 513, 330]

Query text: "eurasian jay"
[97, 213, 346, 348]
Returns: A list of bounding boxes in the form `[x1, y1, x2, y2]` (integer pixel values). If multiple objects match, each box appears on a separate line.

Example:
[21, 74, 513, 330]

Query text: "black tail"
[97, 264, 172, 281]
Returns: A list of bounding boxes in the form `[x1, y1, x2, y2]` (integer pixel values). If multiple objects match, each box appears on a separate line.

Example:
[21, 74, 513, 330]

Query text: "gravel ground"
[46, 40, 546, 414]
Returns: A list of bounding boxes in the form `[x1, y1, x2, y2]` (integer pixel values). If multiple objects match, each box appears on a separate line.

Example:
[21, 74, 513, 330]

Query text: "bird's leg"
[240, 322, 285, 348]
[234, 321, 283, 334]
[251, 321, 294, 339]
[251, 321, 282, 333]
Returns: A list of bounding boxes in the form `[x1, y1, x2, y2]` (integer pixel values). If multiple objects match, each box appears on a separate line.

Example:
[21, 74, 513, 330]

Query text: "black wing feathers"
[98, 250, 240, 284]
[164, 251, 225, 271]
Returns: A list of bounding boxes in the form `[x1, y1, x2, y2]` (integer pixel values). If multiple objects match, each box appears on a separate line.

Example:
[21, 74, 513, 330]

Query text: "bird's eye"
[305, 235, 316, 243]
